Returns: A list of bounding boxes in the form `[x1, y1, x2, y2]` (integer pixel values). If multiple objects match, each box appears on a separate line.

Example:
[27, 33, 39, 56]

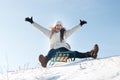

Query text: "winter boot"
[39, 55, 49, 68]
[86, 44, 99, 59]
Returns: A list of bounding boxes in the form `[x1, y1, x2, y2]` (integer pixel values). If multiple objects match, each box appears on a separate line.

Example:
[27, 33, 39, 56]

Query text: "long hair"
[50, 27, 66, 42]
[60, 28, 66, 42]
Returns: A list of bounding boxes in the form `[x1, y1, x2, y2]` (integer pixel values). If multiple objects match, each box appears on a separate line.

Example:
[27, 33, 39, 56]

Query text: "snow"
[0, 56, 120, 80]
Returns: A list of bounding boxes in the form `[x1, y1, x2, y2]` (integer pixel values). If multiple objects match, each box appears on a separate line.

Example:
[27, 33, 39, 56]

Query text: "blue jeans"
[46, 47, 87, 59]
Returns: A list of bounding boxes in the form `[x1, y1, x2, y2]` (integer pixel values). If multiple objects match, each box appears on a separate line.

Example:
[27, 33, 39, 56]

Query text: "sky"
[0, 0, 120, 72]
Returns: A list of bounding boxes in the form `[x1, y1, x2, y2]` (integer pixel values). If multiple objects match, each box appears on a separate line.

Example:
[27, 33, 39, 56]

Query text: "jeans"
[46, 47, 87, 59]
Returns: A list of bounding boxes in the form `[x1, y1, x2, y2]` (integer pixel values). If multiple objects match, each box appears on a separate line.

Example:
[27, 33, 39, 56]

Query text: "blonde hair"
[49, 27, 57, 39]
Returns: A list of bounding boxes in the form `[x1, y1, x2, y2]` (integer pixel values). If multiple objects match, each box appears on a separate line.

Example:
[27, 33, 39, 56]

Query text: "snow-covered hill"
[0, 56, 120, 80]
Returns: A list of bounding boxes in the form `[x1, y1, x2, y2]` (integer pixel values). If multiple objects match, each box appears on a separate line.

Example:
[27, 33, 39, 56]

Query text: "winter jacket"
[32, 22, 81, 50]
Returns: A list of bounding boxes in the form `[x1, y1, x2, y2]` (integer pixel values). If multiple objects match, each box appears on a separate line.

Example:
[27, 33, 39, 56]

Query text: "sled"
[49, 51, 76, 65]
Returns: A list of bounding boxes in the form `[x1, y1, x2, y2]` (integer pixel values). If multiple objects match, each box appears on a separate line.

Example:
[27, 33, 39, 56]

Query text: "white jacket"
[32, 22, 81, 50]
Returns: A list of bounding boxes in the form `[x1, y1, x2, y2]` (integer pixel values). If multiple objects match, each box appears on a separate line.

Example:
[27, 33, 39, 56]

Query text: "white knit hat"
[53, 20, 63, 27]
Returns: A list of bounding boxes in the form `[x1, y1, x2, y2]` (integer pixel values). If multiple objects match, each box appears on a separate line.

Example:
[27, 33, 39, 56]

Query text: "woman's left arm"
[65, 24, 81, 38]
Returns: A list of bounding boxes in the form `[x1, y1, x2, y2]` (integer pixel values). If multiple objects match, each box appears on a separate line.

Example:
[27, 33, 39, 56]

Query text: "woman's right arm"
[25, 17, 50, 38]
[32, 22, 50, 38]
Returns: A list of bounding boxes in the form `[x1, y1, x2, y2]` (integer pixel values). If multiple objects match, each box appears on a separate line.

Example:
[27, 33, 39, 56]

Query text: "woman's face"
[55, 24, 62, 31]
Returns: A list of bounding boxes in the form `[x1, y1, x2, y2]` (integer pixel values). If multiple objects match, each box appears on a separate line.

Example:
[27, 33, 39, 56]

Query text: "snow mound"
[0, 56, 120, 80]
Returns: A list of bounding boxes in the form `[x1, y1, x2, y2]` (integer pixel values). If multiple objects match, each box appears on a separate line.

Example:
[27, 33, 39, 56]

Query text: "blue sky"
[0, 0, 120, 72]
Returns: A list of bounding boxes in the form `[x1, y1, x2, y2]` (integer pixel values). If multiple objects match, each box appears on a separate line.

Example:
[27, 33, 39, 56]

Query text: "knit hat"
[53, 20, 63, 27]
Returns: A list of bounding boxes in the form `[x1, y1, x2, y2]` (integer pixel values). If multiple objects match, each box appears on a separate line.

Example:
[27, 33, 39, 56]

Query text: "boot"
[86, 44, 99, 59]
[39, 55, 49, 68]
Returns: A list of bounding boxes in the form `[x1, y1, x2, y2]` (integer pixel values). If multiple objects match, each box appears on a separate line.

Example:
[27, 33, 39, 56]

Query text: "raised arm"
[65, 20, 87, 38]
[25, 17, 50, 38]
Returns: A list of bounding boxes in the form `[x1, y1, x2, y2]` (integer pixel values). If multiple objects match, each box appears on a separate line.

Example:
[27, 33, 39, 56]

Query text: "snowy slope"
[0, 56, 120, 80]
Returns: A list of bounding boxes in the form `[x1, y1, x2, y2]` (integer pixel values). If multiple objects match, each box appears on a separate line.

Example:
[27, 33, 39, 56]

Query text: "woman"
[25, 17, 99, 68]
